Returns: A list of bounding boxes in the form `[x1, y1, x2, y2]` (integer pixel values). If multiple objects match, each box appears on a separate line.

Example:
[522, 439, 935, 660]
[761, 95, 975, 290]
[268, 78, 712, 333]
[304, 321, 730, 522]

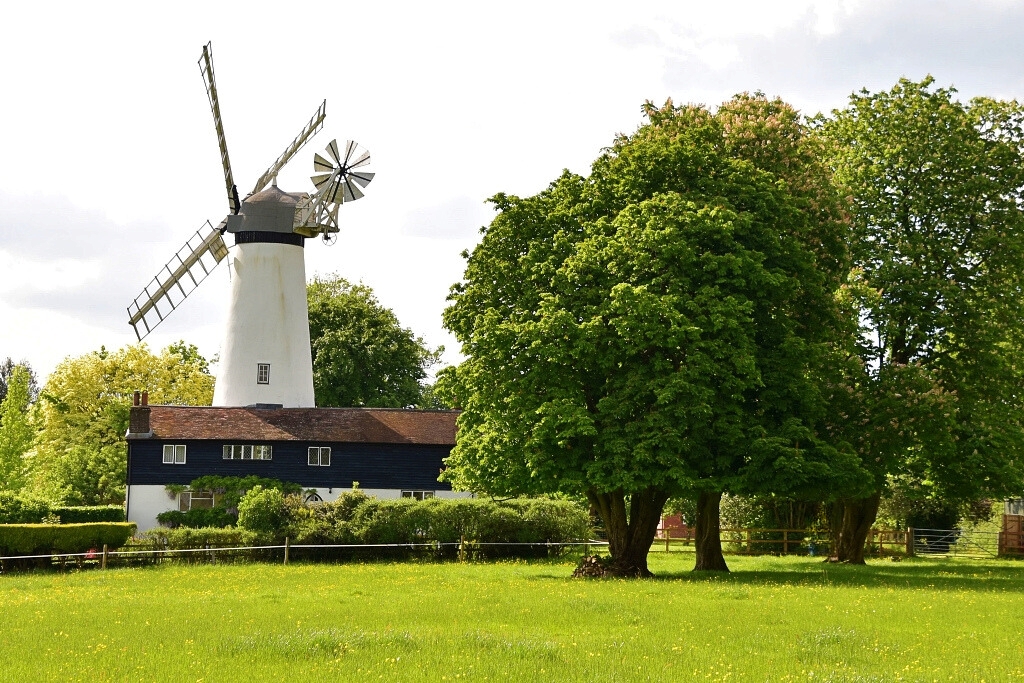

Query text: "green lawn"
[3, 552, 1024, 682]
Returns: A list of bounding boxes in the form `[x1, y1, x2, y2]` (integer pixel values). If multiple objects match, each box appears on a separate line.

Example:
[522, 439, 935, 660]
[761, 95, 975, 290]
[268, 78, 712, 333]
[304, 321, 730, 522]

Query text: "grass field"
[3, 552, 1024, 682]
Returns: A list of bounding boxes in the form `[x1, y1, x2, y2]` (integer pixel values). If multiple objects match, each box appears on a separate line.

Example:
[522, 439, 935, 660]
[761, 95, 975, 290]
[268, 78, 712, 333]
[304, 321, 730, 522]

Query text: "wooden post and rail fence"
[653, 526, 913, 556]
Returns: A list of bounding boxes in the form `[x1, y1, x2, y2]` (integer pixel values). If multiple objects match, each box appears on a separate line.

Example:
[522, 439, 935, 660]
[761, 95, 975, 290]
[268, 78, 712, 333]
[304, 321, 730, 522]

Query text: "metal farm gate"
[912, 527, 1000, 558]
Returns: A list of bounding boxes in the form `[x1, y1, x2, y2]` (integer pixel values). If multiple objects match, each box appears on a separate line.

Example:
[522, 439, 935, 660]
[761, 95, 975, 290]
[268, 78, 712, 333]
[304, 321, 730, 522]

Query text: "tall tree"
[307, 274, 442, 408]
[32, 342, 215, 504]
[0, 358, 39, 405]
[443, 95, 862, 576]
[0, 365, 35, 491]
[817, 78, 1024, 562]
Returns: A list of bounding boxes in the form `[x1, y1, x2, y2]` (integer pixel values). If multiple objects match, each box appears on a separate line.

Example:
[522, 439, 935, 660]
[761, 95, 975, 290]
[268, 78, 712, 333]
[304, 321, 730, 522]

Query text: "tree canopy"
[816, 77, 1024, 561]
[443, 95, 864, 575]
[308, 274, 442, 408]
[0, 365, 34, 491]
[31, 342, 215, 504]
[0, 358, 39, 405]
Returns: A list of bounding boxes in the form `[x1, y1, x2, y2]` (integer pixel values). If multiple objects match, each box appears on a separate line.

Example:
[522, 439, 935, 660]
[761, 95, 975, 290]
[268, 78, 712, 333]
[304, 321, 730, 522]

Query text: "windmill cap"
[245, 185, 306, 206]
[226, 186, 310, 234]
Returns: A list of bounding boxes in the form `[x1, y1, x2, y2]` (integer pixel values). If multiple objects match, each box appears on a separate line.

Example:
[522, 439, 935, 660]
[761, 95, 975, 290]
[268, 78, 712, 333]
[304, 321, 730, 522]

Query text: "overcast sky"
[2, 0, 1023, 382]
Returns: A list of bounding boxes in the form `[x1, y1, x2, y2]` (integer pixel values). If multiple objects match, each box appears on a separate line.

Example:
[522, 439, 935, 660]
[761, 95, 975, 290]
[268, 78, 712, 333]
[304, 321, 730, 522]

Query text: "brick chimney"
[128, 390, 152, 437]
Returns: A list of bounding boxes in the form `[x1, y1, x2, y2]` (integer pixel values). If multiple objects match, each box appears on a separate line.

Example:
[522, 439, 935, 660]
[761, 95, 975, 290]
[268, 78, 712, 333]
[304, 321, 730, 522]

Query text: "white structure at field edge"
[127, 42, 374, 400]
[212, 187, 316, 408]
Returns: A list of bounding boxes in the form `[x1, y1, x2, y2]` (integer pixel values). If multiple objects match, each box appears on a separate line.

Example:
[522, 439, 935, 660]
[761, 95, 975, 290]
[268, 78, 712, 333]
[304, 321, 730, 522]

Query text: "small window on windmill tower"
[256, 363, 270, 384]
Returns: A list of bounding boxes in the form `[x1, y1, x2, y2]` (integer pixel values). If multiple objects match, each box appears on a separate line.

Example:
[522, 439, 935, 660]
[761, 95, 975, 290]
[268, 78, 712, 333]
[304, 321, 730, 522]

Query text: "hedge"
[52, 506, 125, 524]
[156, 508, 236, 529]
[141, 526, 262, 550]
[136, 496, 591, 562]
[0, 493, 123, 524]
[0, 523, 136, 556]
[282, 495, 592, 558]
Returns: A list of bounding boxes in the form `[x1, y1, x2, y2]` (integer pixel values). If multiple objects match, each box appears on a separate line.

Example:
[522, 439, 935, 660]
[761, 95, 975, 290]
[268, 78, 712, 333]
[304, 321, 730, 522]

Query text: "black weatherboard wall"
[128, 439, 452, 491]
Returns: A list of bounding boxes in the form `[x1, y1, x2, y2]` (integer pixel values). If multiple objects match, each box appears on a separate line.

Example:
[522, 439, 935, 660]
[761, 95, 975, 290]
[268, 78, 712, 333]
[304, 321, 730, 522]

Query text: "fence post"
[783, 530, 789, 555]
[101, 544, 108, 570]
[665, 532, 670, 552]
[746, 529, 752, 554]
[905, 527, 915, 556]
[459, 534, 466, 563]
[284, 537, 290, 566]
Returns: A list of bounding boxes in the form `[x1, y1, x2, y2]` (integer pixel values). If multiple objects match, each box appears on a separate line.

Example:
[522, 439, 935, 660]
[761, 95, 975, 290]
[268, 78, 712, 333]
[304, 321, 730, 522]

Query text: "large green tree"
[817, 78, 1024, 562]
[0, 365, 35, 491]
[0, 358, 39, 405]
[307, 274, 442, 408]
[443, 95, 863, 576]
[32, 342, 215, 504]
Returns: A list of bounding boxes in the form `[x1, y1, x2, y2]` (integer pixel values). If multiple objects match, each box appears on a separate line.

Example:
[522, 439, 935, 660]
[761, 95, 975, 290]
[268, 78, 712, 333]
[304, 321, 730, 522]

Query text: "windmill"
[127, 42, 373, 408]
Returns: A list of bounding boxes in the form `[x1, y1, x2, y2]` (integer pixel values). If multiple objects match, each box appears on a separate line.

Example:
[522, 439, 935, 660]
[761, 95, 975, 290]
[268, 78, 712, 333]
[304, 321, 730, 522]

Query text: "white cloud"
[0, 0, 1021, 383]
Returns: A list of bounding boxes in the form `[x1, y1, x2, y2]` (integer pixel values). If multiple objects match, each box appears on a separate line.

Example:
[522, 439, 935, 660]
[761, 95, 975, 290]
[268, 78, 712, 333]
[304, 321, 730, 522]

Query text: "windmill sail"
[199, 42, 238, 214]
[127, 220, 229, 340]
[250, 100, 327, 196]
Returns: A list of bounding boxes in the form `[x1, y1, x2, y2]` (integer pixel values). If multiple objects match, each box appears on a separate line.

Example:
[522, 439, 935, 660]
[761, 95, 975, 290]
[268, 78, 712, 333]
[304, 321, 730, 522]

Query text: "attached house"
[125, 395, 464, 531]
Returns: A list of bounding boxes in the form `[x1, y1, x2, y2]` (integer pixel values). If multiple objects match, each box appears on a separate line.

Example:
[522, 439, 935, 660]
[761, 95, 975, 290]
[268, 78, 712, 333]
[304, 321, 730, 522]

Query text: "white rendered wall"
[127, 485, 177, 533]
[213, 241, 315, 408]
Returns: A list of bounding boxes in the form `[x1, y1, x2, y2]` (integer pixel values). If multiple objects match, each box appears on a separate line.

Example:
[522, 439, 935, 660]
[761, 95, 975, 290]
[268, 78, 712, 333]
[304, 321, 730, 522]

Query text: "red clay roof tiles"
[129, 406, 458, 445]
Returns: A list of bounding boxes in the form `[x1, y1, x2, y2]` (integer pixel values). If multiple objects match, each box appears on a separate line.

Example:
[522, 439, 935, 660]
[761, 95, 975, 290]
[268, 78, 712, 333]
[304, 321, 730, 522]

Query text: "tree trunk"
[586, 487, 669, 577]
[833, 491, 882, 564]
[693, 490, 729, 572]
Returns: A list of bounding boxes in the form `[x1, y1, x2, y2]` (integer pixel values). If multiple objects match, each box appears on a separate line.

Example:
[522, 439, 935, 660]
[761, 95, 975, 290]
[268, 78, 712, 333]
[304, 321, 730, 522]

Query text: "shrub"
[133, 497, 591, 563]
[141, 526, 262, 550]
[0, 492, 124, 525]
[160, 476, 305, 529]
[52, 506, 125, 523]
[185, 476, 303, 510]
[0, 523, 136, 556]
[156, 508, 236, 529]
[237, 486, 287, 535]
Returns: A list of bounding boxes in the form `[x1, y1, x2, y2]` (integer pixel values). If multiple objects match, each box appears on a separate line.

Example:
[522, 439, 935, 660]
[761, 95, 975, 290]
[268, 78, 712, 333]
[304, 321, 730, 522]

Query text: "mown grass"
[2, 551, 1024, 681]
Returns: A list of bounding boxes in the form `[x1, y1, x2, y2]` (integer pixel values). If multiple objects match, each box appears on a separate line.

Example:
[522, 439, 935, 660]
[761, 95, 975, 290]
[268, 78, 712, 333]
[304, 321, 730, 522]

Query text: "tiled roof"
[129, 406, 458, 445]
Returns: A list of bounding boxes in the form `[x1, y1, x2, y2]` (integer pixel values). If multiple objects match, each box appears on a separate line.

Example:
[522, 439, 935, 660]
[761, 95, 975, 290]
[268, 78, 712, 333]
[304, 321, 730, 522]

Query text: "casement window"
[162, 444, 187, 464]
[401, 491, 435, 501]
[178, 490, 214, 511]
[223, 444, 272, 460]
[308, 446, 331, 466]
[256, 363, 270, 384]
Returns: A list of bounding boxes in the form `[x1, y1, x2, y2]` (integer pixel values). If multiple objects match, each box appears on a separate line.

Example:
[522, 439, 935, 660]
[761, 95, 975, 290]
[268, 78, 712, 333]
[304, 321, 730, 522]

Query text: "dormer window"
[256, 363, 270, 384]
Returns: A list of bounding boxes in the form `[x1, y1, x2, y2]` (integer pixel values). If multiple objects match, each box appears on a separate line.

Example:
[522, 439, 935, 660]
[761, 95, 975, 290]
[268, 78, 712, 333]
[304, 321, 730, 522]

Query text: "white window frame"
[401, 491, 435, 501]
[223, 444, 272, 460]
[256, 363, 270, 385]
[308, 446, 331, 466]
[163, 444, 186, 465]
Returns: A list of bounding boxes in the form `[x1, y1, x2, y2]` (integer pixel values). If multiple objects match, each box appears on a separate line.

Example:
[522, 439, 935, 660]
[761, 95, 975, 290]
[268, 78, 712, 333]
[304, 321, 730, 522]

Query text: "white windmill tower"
[127, 42, 373, 408]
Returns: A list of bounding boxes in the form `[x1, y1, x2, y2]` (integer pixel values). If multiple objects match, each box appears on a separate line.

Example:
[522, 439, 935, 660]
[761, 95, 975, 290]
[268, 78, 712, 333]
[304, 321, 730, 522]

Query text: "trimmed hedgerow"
[293, 496, 591, 558]
[141, 526, 263, 550]
[140, 496, 590, 561]
[156, 508, 236, 529]
[0, 523, 136, 556]
[51, 506, 125, 524]
[0, 492, 123, 524]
